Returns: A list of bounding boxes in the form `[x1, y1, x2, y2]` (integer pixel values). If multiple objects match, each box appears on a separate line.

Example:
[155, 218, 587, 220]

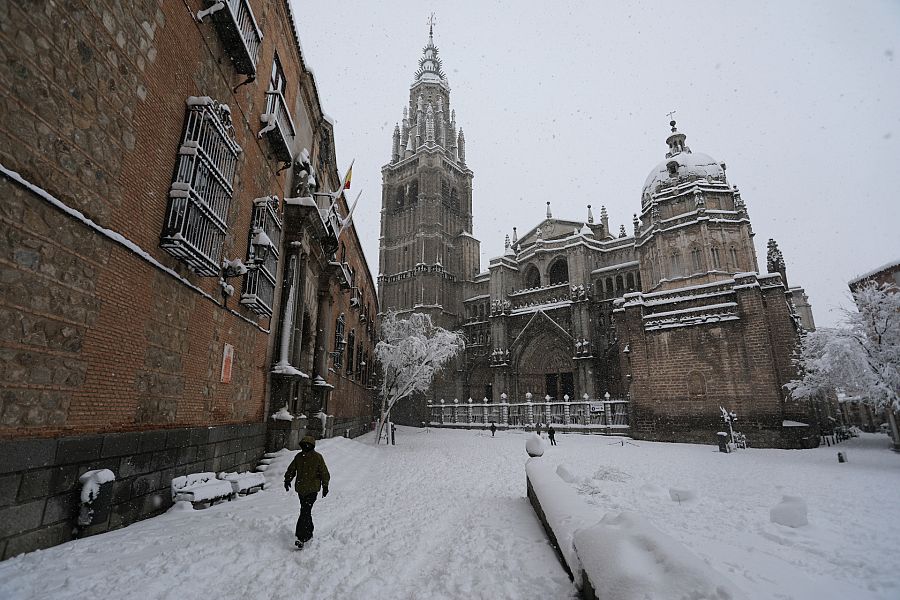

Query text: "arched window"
[524, 264, 541, 288]
[691, 247, 702, 273]
[407, 180, 418, 204]
[710, 247, 721, 269]
[615, 275, 624, 296]
[441, 179, 450, 205]
[626, 272, 635, 291]
[548, 259, 569, 285]
[605, 277, 614, 299]
[729, 246, 739, 270]
[670, 251, 681, 278]
[395, 187, 404, 211]
[450, 187, 459, 209]
[687, 371, 707, 404]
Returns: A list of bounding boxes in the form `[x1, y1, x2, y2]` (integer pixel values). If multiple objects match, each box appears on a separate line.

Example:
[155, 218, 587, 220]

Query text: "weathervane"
[428, 12, 436, 35]
[667, 110, 677, 131]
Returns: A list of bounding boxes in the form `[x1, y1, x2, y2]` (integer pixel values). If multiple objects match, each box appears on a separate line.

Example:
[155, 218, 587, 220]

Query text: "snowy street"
[1, 428, 898, 600]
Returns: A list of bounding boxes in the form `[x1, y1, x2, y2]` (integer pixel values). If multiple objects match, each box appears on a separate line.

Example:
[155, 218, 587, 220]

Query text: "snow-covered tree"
[787, 282, 900, 447]
[374, 312, 465, 444]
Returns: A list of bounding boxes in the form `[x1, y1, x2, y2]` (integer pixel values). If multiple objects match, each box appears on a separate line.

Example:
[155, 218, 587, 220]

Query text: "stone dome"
[641, 123, 727, 204]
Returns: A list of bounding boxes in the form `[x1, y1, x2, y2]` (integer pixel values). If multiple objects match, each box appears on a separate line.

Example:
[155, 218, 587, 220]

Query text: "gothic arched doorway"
[513, 332, 574, 402]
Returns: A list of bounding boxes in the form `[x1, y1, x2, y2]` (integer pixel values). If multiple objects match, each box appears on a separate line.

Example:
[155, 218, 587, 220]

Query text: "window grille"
[346, 330, 356, 375]
[161, 97, 241, 276]
[333, 314, 345, 369]
[240, 197, 282, 317]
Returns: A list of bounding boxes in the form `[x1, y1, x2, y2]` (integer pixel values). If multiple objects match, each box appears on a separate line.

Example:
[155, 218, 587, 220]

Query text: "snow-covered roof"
[848, 259, 900, 285]
[643, 151, 726, 198]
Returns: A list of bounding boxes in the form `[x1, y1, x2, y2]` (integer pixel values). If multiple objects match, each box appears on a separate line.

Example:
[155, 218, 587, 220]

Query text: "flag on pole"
[343, 163, 353, 190]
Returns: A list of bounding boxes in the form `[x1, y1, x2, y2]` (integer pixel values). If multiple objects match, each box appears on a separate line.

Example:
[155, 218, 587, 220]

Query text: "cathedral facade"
[379, 29, 818, 448]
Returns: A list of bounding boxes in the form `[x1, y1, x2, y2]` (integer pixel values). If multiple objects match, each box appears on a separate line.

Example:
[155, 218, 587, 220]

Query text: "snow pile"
[575, 511, 747, 600]
[556, 463, 580, 484]
[770, 495, 808, 528]
[270, 406, 294, 421]
[78, 469, 115, 503]
[526, 433, 545, 457]
[668, 488, 696, 503]
[526, 457, 601, 587]
[271, 363, 309, 377]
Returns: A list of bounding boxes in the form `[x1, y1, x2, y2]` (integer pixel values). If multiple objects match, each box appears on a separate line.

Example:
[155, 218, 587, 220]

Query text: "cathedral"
[378, 27, 819, 448]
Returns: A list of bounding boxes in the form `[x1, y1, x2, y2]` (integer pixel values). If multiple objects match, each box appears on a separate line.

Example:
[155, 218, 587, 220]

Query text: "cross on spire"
[428, 13, 436, 37]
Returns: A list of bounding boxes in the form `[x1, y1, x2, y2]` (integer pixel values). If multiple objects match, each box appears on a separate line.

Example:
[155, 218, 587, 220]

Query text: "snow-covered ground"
[0, 428, 898, 600]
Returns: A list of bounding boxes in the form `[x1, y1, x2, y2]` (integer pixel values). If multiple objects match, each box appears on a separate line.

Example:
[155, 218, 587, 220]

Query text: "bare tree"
[374, 312, 464, 445]
[787, 282, 900, 448]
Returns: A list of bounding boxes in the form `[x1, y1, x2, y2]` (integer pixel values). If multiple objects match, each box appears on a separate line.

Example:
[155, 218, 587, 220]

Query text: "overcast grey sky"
[293, 0, 900, 327]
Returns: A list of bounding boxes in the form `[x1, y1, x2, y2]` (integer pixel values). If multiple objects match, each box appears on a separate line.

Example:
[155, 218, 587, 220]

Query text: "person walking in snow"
[548, 425, 557, 446]
[490, 422, 496, 437]
[284, 435, 330, 549]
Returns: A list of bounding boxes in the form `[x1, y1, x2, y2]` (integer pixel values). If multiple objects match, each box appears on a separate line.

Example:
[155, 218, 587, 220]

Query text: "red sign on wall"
[221, 343, 234, 384]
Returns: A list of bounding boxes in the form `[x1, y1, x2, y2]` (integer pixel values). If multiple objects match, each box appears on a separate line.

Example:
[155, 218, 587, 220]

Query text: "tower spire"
[414, 16, 446, 84]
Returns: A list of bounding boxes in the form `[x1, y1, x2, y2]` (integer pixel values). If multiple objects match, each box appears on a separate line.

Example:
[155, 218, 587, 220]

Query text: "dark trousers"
[549, 435, 557, 446]
[295, 492, 318, 542]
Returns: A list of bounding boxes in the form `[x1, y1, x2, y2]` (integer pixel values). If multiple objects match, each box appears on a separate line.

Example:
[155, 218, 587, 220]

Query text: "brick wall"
[616, 277, 815, 448]
[0, 0, 330, 558]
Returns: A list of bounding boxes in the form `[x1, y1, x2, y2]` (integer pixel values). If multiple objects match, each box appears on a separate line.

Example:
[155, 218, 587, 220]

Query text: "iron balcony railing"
[241, 198, 282, 317]
[199, 0, 263, 76]
[258, 90, 296, 163]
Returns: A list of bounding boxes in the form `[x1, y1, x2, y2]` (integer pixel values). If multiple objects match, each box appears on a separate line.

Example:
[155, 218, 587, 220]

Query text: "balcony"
[240, 198, 282, 317]
[198, 0, 263, 76]
[258, 90, 296, 163]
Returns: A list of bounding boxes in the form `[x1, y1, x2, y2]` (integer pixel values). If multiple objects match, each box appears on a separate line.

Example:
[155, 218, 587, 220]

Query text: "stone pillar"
[467, 398, 473, 424]
[525, 392, 534, 425]
[544, 395, 552, 424]
[500, 393, 509, 425]
[563, 395, 570, 425]
[453, 398, 459, 423]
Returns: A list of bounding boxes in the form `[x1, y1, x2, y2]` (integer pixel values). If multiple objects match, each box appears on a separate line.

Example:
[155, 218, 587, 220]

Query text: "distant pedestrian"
[535, 422, 541, 435]
[548, 426, 557, 446]
[490, 422, 496, 437]
[284, 436, 330, 549]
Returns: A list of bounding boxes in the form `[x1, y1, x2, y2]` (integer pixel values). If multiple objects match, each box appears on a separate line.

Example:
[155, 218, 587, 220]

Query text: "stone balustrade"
[427, 396, 629, 433]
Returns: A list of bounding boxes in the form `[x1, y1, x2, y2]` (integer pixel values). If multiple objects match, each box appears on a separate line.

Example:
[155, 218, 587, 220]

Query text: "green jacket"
[284, 450, 330, 496]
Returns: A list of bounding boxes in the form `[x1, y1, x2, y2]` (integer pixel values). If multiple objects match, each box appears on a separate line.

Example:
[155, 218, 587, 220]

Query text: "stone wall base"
[0, 423, 266, 560]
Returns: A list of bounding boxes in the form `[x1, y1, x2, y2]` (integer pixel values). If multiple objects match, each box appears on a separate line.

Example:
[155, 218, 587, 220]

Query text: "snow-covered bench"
[171, 472, 235, 508]
[219, 471, 266, 496]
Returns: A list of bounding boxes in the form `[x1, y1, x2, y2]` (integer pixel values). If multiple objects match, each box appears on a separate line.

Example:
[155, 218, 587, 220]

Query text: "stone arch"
[548, 258, 569, 285]
[626, 272, 636, 291]
[511, 316, 575, 402]
[524, 263, 541, 288]
[687, 371, 707, 403]
[690, 245, 703, 273]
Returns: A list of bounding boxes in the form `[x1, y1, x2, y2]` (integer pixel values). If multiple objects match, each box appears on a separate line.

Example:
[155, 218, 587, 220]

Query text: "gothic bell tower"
[378, 22, 480, 329]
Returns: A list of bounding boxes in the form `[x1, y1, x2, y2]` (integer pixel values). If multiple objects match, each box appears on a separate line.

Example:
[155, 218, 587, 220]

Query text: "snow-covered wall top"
[526, 458, 747, 599]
